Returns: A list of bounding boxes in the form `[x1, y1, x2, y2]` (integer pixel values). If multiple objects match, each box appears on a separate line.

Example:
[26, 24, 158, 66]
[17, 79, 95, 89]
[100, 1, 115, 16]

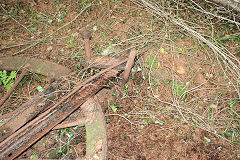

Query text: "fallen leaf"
[111, 15, 116, 19]
[160, 48, 164, 53]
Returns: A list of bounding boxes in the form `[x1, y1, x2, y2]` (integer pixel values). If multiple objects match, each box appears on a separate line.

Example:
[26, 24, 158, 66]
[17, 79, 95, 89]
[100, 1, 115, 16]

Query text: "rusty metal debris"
[86, 55, 127, 70]
[0, 49, 141, 159]
[0, 57, 71, 78]
[0, 35, 146, 159]
[0, 70, 117, 160]
[123, 49, 137, 81]
[81, 29, 92, 60]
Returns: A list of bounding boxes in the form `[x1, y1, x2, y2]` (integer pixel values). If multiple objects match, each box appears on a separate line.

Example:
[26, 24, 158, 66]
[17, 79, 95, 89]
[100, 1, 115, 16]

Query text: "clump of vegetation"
[0, 70, 16, 92]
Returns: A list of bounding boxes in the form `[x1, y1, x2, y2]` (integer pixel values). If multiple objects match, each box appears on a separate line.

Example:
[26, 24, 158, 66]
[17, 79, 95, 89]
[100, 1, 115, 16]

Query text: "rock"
[150, 69, 169, 84]
[176, 66, 185, 74]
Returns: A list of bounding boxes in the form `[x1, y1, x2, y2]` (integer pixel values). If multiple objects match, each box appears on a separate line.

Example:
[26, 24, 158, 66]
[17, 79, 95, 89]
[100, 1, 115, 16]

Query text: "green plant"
[172, 81, 190, 98]
[147, 56, 158, 68]
[123, 84, 128, 97]
[110, 104, 124, 112]
[30, 153, 38, 159]
[228, 99, 240, 118]
[36, 86, 45, 93]
[204, 136, 211, 143]
[112, 91, 116, 96]
[69, 34, 75, 48]
[0, 70, 17, 91]
[53, 127, 77, 157]
[142, 119, 152, 124]
[154, 120, 164, 125]
[106, 119, 111, 124]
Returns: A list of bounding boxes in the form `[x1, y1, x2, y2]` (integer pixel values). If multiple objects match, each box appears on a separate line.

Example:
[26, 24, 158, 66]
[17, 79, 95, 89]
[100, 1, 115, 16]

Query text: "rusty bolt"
[81, 29, 91, 60]
[123, 49, 137, 81]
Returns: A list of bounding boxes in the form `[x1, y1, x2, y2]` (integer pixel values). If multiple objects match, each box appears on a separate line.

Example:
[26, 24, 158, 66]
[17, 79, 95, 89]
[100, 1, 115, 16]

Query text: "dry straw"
[131, 0, 240, 98]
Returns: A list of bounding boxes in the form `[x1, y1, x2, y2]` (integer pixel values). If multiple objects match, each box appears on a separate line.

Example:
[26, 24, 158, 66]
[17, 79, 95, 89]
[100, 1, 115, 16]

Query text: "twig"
[0, 5, 37, 38]
[105, 114, 136, 125]
[11, 1, 95, 56]
[187, 5, 240, 26]
[132, 0, 240, 98]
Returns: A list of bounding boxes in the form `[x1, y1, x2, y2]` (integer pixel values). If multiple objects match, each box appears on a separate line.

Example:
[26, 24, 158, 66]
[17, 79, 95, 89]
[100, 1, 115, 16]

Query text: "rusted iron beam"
[0, 57, 71, 78]
[86, 55, 127, 70]
[0, 48, 147, 159]
[52, 118, 86, 130]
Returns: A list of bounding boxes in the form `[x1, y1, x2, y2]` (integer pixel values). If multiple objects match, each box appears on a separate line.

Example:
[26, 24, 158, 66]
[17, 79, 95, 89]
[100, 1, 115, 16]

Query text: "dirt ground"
[0, 0, 240, 159]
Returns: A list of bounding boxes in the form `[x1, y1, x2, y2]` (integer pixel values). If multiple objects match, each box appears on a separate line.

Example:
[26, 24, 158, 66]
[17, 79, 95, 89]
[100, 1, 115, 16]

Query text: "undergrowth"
[0, 0, 239, 158]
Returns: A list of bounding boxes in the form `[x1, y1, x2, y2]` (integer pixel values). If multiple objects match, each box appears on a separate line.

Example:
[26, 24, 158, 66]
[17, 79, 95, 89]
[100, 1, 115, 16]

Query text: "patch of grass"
[147, 55, 158, 68]
[110, 104, 124, 113]
[142, 119, 152, 124]
[50, 126, 83, 158]
[172, 81, 190, 98]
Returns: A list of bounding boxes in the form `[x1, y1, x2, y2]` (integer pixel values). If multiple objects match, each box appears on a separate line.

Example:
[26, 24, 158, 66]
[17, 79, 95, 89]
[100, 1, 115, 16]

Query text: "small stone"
[47, 46, 53, 51]
[93, 26, 98, 32]
[111, 15, 116, 19]
[209, 104, 217, 109]
[150, 69, 169, 84]
[101, 46, 113, 56]
[48, 19, 53, 24]
[176, 66, 185, 74]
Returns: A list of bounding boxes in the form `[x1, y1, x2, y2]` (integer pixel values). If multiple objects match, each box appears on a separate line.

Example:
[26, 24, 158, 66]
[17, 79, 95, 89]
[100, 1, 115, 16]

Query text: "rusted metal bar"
[81, 29, 91, 60]
[0, 70, 27, 108]
[0, 57, 71, 78]
[0, 92, 56, 143]
[123, 49, 137, 81]
[86, 55, 127, 70]
[52, 118, 86, 130]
